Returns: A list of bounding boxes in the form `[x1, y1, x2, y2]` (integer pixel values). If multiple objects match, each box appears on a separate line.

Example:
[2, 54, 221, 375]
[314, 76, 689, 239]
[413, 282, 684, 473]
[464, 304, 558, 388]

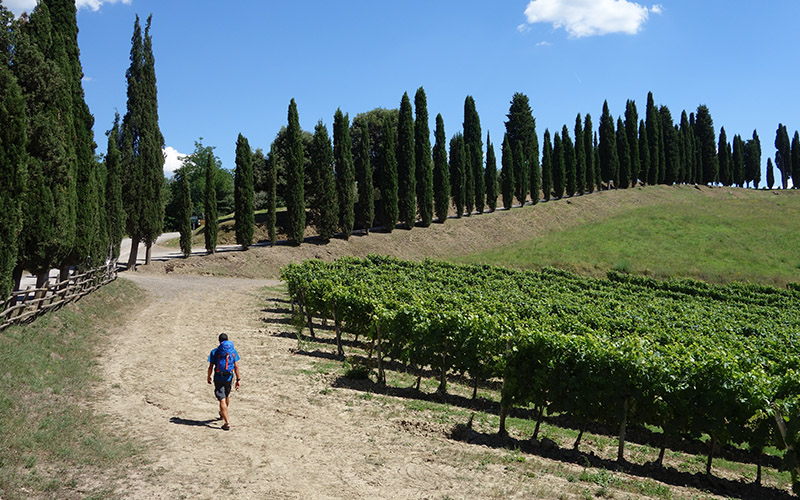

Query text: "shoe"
[221, 423, 230, 431]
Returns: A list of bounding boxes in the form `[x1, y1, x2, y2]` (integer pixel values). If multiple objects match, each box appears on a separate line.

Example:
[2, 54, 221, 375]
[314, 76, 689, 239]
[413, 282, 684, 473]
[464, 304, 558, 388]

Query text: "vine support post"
[617, 397, 630, 463]
[705, 434, 716, 476]
[533, 405, 544, 441]
[499, 402, 509, 437]
[437, 338, 448, 394]
[376, 323, 385, 385]
[333, 307, 343, 358]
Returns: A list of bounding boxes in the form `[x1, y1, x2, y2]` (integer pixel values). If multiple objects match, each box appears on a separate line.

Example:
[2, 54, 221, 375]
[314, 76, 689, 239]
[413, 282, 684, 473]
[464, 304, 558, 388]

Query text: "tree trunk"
[499, 402, 509, 437]
[145, 242, 152, 265]
[306, 306, 315, 338]
[127, 236, 140, 271]
[617, 397, 630, 463]
[574, 426, 584, 449]
[376, 323, 384, 385]
[755, 450, 762, 486]
[533, 405, 544, 440]
[333, 308, 343, 358]
[415, 374, 421, 391]
[437, 340, 447, 394]
[705, 435, 716, 476]
[472, 378, 479, 400]
[656, 432, 668, 466]
[35, 271, 50, 300]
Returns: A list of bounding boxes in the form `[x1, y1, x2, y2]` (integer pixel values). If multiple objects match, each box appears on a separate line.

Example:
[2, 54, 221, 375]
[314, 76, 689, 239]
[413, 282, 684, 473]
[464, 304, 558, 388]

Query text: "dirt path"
[99, 272, 564, 500]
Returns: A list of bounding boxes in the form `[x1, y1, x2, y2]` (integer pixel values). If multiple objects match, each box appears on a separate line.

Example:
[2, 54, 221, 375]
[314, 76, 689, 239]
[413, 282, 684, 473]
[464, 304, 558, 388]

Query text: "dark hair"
[218, 333, 228, 342]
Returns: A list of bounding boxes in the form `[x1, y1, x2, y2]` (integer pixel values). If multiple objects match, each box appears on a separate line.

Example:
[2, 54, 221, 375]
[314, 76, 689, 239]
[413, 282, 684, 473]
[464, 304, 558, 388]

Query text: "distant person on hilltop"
[207, 333, 241, 430]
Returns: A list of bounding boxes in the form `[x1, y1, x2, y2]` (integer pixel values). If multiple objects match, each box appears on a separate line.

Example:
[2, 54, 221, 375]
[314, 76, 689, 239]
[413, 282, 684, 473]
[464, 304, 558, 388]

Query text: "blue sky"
[5, 0, 799, 182]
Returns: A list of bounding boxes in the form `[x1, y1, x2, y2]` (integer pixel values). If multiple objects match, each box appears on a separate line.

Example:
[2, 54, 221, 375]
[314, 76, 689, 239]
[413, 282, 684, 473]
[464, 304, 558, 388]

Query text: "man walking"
[207, 333, 241, 430]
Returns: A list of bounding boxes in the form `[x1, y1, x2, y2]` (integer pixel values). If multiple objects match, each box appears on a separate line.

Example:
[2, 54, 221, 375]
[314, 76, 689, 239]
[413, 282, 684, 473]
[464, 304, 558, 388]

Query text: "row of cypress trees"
[0, 4, 164, 298]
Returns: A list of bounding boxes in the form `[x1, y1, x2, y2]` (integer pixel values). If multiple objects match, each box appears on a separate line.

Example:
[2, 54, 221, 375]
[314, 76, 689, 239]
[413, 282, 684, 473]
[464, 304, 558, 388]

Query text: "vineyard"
[282, 256, 800, 494]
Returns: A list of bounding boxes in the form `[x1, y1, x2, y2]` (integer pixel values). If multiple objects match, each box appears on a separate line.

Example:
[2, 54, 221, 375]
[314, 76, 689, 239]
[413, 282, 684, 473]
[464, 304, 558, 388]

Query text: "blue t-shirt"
[208, 346, 240, 382]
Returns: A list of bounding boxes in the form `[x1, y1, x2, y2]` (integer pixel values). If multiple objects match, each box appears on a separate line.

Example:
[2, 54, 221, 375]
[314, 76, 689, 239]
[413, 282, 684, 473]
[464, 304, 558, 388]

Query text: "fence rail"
[0, 264, 118, 331]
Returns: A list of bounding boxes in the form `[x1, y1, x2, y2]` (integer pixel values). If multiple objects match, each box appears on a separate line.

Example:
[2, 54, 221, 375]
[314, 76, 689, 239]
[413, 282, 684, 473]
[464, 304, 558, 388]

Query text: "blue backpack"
[214, 340, 236, 377]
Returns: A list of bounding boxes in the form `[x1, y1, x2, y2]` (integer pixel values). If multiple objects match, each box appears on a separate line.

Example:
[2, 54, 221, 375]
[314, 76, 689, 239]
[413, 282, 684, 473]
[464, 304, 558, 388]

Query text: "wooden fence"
[0, 263, 118, 331]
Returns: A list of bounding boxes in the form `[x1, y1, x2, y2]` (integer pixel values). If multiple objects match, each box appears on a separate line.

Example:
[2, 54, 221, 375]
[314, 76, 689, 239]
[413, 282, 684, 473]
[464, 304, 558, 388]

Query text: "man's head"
[218, 333, 228, 342]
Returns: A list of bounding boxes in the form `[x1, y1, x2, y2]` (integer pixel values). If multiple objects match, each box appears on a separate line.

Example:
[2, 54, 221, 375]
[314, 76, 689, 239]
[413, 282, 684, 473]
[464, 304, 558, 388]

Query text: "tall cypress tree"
[594, 133, 602, 191]
[354, 120, 374, 233]
[660, 106, 679, 185]
[599, 100, 618, 189]
[177, 168, 192, 257]
[625, 100, 640, 186]
[562, 125, 576, 196]
[616, 117, 630, 188]
[203, 150, 218, 253]
[286, 98, 305, 245]
[104, 114, 125, 261]
[574, 114, 585, 196]
[695, 105, 718, 185]
[379, 115, 399, 230]
[766, 158, 775, 189]
[792, 131, 800, 188]
[584, 115, 595, 194]
[745, 130, 762, 188]
[485, 132, 498, 211]
[552, 132, 564, 198]
[500, 134, 514, 209]
[234, 133, 255, 249]
[414, 87, 434, 226]
[333, 109, 355, 239]
[0, 51, 27, 297]
[505, 93, 538, 206]
[733, 135, 746, 188]
[542, 129, 553, 201]
[679, 111, 691, 184]
[311, 121, 338, 241]
[464, 95, 484, 214]
[645, 92, 660, 185]
[463, 144, 475, 215]
[450, 133, 466, 217]
[266, 144, 277, 245]
[774, 124, 792, 189]
[717, 127, 731, 186]
[397, 92, 416, 228]
[639, 119, 650, 184]
[432, 114, 450, 222]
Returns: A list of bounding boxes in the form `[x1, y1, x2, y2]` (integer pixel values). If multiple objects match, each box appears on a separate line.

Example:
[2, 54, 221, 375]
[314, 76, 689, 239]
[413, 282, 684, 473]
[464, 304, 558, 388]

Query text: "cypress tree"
[733, 135, 746, 188]
[594, 133, 601, 191]
[599, 100, 618, 189]
[203, 150, 218, 253]
[505, 93, 538, 206]
[397, 92, 416, 228]
[464, 95, 484, 214]
[0, 52, 27, 297]
[639, 120, 650, 184]
[514, 141, 528, 204]
[104, 114, 125, 261]
[574, 114, 585, 196]
[625, 100, 640, 186]
[234, 133, 254, 249]
[266, 144, 277, 245]
[500, 134, 514, 209]
[660, 106, 679, 185]
[432, 114, 450, 222]
[552, 132, 564, 198]
[485, 133, 498, 210]
[616, 117, 630, 188]
[583, 115, 595, 194]
[285, 98, 305, 245]
[333, 109, 355, 238]
[93, 155, 109, 266]
[695, 105, 718, 185]
[645, 92, 660, 185]
[792, 131, 800, 188]
[679, 111, 691, 184]
[379, 115, 399, 230]
[562, 125, 576, 196]
[177, 168, 192, 257]
[463, 144, 474, 216]
[311, 121, 338, 241]
[541, 129, 553, 202]
[717, 127, 731, 186]
[774, 124, 792, 189]
[767, 158, 775, 189]
[745, 130, 762, 188]
[450, 134, 466, 217]
[354, 120, 374, 233]
[414, 87, 434, 226]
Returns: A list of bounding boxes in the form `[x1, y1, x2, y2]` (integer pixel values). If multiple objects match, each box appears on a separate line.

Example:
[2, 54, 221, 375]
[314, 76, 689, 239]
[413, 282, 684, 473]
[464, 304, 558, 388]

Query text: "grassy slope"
[0, 279, 144, 500]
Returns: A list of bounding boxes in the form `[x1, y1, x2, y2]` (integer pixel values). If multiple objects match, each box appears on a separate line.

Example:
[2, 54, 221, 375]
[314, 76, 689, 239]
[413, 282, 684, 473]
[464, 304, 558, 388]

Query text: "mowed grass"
[456, 188, 800, 286]
[0, 278, 144, 499]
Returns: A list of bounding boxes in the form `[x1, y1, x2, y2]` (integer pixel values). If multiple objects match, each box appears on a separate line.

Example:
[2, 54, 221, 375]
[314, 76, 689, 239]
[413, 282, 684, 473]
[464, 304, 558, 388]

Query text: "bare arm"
[234, 361, 241, 390]
[207, 363, 213, 384]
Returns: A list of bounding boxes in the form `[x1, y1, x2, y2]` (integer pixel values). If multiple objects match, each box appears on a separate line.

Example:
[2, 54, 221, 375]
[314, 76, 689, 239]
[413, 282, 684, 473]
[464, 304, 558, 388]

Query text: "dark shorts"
[214, 379, 232, 400]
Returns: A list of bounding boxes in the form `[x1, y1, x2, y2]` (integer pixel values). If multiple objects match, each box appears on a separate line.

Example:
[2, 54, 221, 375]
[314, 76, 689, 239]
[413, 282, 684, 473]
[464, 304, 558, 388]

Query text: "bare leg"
[219, 398, 230, 427]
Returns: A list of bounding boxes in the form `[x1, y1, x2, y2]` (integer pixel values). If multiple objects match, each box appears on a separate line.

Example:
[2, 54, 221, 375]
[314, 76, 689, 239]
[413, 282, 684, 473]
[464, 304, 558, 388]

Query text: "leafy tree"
[775, 124, 792, 189]
[234, 133, 254, 249]
[0, 46, 26, 297]
[177, 168, 192, 257]
[574, 114, 585, 196]
[450, 133, 466, 216]
[616, 117, 630, 188]
[514, 141, 527, 204]
[695, 105, 718, 185]
[500, 134, 514, 208]
[310, 121, 338, 241]
[599, 100, 618, 189]
[792, 131, 800, 188]
[583, 115, 595, 194]
[203, 150, 218, 253]
[351, 108, 398, 227]
[552, 131, 564, 198]
[432, 114, 450, 222]
[285, 98, 305, 245]
[505, 93, 538, 206]
[732, 134, 746, 188]
[397, 92, 416, 228]
[717, 127, 731, 186]
[625, 100, 640, 186]
[541, 129, 552, 202]
[104, 114, 125, 261]
[766, 157, 775, 189]
[659, 106, 679, 185]
[464, 95, 484, 214]
[415, 88, 434, 226]
[378, 115, 399, 230]
[645, 92, 660, 185]
[266, 144, 277, 245]
[485, 133, 498, 211]
[354, 120, 374, 233]
[562, 124, 576, 196]
[333, 109, 355, 238]
[745, 130, 762, 188]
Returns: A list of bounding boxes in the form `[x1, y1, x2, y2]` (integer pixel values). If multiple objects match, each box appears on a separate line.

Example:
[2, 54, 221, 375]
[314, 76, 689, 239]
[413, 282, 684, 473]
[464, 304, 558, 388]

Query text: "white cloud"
[536, 40, 552, 47]
[3, 0, 131, 16]
[517, 23, 532, 33]
[163, 147, 187, 177]
[522, 0, 662, 38]
[650, 4, 663, 14]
